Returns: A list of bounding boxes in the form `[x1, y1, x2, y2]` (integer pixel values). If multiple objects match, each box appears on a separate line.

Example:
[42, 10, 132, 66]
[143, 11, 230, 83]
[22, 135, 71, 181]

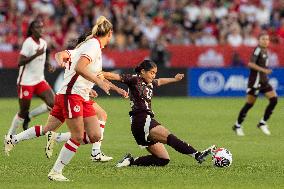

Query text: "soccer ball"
[212, 148, 232, 167]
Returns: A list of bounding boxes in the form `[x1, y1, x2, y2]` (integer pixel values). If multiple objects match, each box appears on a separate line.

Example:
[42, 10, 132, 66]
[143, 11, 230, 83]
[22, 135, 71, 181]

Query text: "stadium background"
[1, 0, 284, 98]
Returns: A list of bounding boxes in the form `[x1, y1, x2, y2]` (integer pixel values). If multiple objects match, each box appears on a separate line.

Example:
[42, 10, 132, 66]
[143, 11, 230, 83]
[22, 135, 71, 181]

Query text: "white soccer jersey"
[17, 37, 47, 85]
[57, 38, 102, 101]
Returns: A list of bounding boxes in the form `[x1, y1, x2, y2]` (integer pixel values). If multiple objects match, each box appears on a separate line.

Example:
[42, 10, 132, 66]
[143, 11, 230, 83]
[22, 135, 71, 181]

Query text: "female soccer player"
[7, 19, 55, 136]
[232, 32, 278, 136]
[103, 60, 215, 167]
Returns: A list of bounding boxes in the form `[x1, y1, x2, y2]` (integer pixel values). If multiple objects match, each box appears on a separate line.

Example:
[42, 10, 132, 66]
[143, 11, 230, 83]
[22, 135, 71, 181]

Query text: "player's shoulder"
[83, 38, 100, 48]
[253, 46, 262, 56]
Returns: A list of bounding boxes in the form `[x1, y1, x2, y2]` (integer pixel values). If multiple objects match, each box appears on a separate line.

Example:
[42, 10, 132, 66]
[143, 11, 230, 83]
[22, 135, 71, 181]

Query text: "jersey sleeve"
[250, 47, 261, 64]
[79, 40, 100, 63]
[120, 74, 138, 85]
[19, 39, 33, 57]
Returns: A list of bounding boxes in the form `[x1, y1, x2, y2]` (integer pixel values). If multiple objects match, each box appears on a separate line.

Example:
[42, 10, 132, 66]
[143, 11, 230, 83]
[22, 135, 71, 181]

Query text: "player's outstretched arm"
[157, 73, 184, 86]
[103, 79, 128, 98]
[102, 72, 122, 81]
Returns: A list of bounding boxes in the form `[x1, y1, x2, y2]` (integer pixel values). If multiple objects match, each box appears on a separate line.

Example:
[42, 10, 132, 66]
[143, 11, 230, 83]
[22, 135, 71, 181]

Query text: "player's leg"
[233, 94, 257, 136]
[150, 125, 215, 163]
[23, 81, 55, 130]
[8, 98, 31, 135]
[257, 89, 278, 135]
[90, 103, 112, 162]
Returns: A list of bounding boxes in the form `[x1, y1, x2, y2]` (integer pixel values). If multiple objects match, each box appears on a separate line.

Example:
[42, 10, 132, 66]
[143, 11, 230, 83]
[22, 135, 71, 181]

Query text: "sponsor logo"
[197, 49, 224, 67]
[198, 71, 225, 94]
[23, 90, 29, 96]
[73, 105, 80, 112]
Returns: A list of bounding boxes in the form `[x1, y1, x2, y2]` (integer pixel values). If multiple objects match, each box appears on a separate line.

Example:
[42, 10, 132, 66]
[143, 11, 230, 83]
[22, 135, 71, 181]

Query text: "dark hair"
[76, 30, 92, 45]
[26, 20, 41, 37]
[134, 60, 157, 74]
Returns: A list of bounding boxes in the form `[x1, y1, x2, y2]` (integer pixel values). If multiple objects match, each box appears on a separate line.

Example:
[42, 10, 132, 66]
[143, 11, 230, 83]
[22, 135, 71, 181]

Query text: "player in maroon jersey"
[233, 32, 278, 136]
[103, 60, 216, 167]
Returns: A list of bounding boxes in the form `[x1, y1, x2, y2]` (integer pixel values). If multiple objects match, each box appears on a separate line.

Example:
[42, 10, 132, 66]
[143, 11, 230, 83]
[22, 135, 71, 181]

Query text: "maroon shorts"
[130, 112, 160, 147]
[50, 94, 96, 122]
[17, 80, 52, 100]
[247, 82, 273, 96]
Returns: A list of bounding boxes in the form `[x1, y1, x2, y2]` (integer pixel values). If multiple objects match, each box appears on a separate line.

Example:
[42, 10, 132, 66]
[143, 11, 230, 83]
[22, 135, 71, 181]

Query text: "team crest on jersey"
[23, 90, 29, 97]
[73, 105, 80, 112]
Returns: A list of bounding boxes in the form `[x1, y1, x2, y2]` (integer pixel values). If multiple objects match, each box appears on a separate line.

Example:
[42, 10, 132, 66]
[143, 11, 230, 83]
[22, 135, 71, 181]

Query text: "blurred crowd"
[1, 0, 284, 52]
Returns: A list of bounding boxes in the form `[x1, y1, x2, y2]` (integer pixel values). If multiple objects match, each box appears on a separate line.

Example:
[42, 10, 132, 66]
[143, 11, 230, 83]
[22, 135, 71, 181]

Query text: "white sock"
[235, 121, 241, 128]
[260, 118, 266, 124]
[15, 125, 43, 143]
[91, 120, 105, 155]
[8, 114, 24, 135]
[29, 104, 48, 119]
[52, 139, 80, 173]
[55, 132, 71, 143]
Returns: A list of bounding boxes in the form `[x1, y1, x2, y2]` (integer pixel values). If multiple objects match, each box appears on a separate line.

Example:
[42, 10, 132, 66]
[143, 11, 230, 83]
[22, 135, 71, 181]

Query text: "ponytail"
[76, 16, 113, 48]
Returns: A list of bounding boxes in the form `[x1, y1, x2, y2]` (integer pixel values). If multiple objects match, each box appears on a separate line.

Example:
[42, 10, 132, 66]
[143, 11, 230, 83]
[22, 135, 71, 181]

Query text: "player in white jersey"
[6, 19, 55, 136]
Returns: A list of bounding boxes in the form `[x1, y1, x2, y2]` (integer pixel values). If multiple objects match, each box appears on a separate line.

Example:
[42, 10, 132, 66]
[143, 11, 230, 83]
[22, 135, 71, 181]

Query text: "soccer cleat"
[22, 114, 31, 130]
[4, 135, 16, 156]
[45, 131, 57, 159]
[48, 169, 69, 182]
[232, 125, 245, 136]
[116, 153, 134, 167]
[257, 122, 271, 136]
[195, 145, 216, 164]
[91, 152, 113, 162]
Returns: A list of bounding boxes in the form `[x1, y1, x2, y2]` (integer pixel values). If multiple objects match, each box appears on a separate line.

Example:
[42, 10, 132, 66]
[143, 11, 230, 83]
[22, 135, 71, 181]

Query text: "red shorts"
[50, 94, 96, 122]
[17, 80, 52, 100]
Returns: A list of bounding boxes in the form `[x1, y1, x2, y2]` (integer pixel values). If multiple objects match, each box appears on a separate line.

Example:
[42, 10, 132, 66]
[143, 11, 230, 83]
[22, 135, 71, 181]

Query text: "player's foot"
[91, 152, 113, 162]
[232, 125, 245, 136]
[48, 169, 69, 182]
[257, 122, 271, 136]
[45, 131, 57, 159]
[116, 153, 134, 167]
[4, 135, 16, 156]
[195, 145, 216, 164]
[22, 114, 30, 130]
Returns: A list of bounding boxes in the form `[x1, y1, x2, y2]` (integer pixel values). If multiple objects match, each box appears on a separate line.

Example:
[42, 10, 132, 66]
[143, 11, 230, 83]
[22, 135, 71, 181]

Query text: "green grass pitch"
[0, 97, 283, 189]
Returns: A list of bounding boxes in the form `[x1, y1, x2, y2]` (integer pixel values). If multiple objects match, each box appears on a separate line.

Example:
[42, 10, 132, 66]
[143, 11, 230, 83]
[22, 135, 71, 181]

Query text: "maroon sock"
[166, 134, 197, 155]
[132, 155, 169, 166]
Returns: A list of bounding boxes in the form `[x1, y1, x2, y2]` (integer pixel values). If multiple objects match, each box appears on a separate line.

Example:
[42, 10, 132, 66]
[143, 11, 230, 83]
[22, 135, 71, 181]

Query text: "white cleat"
[4, 135, 16, 156]
[116, 153, 133, 168]
[48, 169, 69, 182]
[91, 152, 113, 162]
[257, 123, 271, 136]
[45, 131, 57, 159]
[232, 125, 245, 136]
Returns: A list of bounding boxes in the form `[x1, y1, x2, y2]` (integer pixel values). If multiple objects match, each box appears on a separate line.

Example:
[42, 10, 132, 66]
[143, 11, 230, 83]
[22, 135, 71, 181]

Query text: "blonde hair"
[76, 16, 113, 48]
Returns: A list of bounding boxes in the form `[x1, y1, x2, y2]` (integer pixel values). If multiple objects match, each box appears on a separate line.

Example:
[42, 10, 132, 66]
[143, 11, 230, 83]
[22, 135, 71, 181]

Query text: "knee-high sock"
[166, 134, 197, 155]
[8, 114, 24, 135]
[14, 125, 43, 143]
[52, 139, 80, 173]
[132, 155, 170, 166]
[29, 104, 49, 119]
[92, 120, 105, 155]
[263, 97, 278, 122]
[237, 103, 254, 125]
[55, 132, 71, 143]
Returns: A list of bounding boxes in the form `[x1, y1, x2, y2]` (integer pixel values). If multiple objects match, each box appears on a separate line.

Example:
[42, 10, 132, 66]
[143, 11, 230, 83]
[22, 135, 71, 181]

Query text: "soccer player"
[232, 32, 278, 136]
[7, 19, 55, 136]
[103, 60, 216, 167]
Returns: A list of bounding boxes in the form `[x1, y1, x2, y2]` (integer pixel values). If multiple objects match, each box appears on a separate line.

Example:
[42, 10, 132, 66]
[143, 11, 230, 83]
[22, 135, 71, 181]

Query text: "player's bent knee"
[89, 134, 101, 143]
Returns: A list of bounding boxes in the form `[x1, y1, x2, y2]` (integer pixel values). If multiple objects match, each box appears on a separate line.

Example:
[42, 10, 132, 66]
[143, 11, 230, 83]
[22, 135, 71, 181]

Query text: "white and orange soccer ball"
[212, 147, 232, 167]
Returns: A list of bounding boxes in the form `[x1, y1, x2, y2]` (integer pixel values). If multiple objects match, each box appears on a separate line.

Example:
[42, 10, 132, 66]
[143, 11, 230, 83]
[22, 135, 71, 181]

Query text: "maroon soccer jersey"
[248, 46, 269, 88]
[120, 74, 158, 117]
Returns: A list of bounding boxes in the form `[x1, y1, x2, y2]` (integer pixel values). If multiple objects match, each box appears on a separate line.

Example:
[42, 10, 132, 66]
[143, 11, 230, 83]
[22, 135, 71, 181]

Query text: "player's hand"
[117, 88, 129, 98]
[89, 89, 98, 98]
[174, 73, 184, 81]
[35, 47, 45, 57]
[47, 64, 56, 73]
[97, 80, 111, 95]
[263, 69, 272, 75]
